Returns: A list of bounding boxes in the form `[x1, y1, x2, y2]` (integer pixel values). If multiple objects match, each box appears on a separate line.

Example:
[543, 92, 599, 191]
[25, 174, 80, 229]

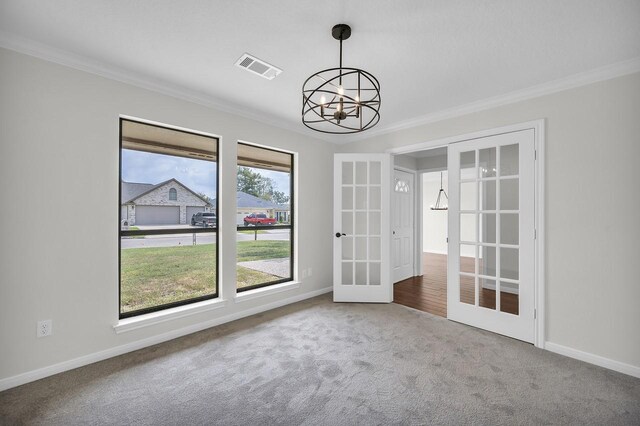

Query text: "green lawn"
[120, 241, 290, 314]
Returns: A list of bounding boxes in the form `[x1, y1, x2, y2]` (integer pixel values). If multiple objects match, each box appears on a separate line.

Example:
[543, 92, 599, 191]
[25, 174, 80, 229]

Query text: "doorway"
[393, 149, 450, 317]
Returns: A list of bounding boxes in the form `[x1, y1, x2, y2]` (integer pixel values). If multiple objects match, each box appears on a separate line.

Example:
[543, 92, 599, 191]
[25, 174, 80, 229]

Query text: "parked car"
[243, 213, 276, 226]
[191, 212, 217, 227]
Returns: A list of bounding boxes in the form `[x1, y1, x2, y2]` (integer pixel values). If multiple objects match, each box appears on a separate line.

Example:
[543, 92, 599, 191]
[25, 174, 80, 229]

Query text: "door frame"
[386, 119, 546, 348]
[393, 166, 419, 279]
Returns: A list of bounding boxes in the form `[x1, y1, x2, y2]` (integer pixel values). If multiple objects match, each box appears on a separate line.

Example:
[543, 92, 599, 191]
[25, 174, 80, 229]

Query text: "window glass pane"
[237, 229, 292, 290]
[500, 282, 519, 315]
[369, 186, 381, 210]
[369, 212, 381, 236]
[369, 237, 381, 260]
[355, 186, 367, 209]
[237, 143, 293, 291]
[355, 237, 367, 260]
[120, 119, 218, 317]
[120, 232, 216, 315]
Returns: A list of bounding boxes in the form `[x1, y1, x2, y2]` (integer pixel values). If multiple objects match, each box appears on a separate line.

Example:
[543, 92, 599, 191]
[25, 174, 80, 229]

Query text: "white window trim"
[114, 298, 227, 334]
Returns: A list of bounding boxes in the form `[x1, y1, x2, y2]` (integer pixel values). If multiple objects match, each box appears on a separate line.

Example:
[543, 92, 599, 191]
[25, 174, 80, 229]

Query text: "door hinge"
[534, 149, 537, 160]
[534, 309, 537, 319]
[534, 229, 537, 240]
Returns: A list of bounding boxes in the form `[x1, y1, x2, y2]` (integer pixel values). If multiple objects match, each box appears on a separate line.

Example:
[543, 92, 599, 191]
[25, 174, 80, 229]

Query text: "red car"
[243, 213, 276, 226]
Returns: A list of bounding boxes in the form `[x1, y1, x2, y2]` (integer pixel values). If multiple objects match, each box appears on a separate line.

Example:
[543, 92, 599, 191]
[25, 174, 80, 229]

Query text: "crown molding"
[337, 56, 640, 145]
[0, 31, 335, 144]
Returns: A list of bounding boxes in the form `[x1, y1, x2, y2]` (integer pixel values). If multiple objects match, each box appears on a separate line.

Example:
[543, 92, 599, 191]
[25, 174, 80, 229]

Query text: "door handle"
[335, 232, 346, 238]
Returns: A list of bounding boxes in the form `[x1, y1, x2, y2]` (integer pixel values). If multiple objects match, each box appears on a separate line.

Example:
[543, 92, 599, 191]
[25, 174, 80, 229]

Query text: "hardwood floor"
[393, 252, 518, 317]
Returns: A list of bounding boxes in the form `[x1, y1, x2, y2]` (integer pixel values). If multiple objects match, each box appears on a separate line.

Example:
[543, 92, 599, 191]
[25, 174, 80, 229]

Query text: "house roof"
[121, 179, 211, 205]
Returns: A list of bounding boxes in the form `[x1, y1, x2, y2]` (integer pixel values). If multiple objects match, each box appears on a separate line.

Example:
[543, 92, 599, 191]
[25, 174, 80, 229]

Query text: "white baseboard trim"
[0, 286, 332, 392]
[545, 342, 640, 379]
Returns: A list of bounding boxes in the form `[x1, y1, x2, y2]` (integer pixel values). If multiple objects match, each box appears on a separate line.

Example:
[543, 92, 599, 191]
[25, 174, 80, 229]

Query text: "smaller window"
[169, 188, 177, 201]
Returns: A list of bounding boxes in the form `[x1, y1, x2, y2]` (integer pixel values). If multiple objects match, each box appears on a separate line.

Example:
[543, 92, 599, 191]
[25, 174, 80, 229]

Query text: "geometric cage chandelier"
[302, 24, 381, 134]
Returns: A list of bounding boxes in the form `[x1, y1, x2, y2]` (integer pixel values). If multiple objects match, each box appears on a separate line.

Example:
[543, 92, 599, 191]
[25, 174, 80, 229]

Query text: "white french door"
[333, 154, 392, 303]
[448, 129, 535, 343]
[392, 169, 415, 282]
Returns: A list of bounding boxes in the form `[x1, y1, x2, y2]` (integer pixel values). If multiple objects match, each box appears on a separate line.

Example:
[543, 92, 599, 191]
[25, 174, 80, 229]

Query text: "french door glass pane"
[460, 274, 475, 305]
[460, 182, 477, 210]
[369, 263, 381, 285]
[342, 262, 353, 285]
[479, 277, 496, 310]
[355, 263, 367, 285]
[480, 180, 496, 210]
[342, 237, 353, 261]
[460, 245, 475, 273]
[342, 212, 353, 235]
[500, 144, 519, 176]
[342, 162, 354, 184]
[356, 162, 367, 184]
[355, 212, 367, 235]
[500, 179, 519, 210]
[460, 213, 476, 242]
[500, 283, 519, 315]
[369, 162, 381, 184]
[355, 187, 367, 209]
[479, 245, 496, 277]
[460, 151, 476, 180]
[369, 186, 381, 209]
[479, 147, 497, 178]
[479, 213, 496, 244]
[342, 187, 353, 209]
[500, 248, 519, 280]
[500, 213, 519, 245]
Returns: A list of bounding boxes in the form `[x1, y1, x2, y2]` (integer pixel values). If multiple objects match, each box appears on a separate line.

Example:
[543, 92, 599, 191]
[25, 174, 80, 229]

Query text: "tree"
[237, 166, 289, 204]
[197, 192, 213, 204]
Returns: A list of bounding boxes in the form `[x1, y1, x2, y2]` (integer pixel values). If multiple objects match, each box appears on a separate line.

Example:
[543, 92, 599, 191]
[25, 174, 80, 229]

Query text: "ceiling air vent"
[235, 53, 282, 80]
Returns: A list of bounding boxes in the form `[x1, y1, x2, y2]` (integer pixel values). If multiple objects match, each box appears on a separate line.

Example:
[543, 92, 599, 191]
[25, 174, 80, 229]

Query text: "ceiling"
[1, 1, 639, 143]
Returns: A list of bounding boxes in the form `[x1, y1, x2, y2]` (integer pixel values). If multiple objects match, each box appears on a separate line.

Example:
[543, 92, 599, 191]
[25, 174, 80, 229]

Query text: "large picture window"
[236, 143, 294, 291]
[119, 118, 218, 318]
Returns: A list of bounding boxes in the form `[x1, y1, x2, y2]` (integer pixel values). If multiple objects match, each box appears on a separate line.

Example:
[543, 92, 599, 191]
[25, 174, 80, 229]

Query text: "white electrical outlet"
[308, 267, 313, 277]
[301, 269, 307, 279]
[37, 319, 52, 338]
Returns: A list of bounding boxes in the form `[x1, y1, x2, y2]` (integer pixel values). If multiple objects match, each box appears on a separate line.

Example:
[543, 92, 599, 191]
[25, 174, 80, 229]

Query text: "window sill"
[114, 298, 227, 334]
[234, 281, 300, 304]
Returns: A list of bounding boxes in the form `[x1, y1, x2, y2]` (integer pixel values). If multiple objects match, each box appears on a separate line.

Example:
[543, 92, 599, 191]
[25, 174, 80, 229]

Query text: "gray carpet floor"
[1, 294, 639, 425]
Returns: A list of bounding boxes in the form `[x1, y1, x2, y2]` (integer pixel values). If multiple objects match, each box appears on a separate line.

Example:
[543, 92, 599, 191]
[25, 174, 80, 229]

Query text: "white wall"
[422, 171, 448, 254]
[0, 48, 335, 383]
[339, 72, 640, 369]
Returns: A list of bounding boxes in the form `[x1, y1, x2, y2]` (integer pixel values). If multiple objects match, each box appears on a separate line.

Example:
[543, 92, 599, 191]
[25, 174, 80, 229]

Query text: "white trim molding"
[0, 286, 332, 392]
[545, 342, 640, 379]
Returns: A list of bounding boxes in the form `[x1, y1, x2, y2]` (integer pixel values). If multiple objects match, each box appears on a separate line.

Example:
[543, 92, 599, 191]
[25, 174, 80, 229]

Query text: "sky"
[122, 149, 290, 200]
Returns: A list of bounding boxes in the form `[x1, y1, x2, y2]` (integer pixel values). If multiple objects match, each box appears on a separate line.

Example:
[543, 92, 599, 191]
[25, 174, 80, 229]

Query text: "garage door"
[135, 206, 180, 225]
[186, 206, 205, 223]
